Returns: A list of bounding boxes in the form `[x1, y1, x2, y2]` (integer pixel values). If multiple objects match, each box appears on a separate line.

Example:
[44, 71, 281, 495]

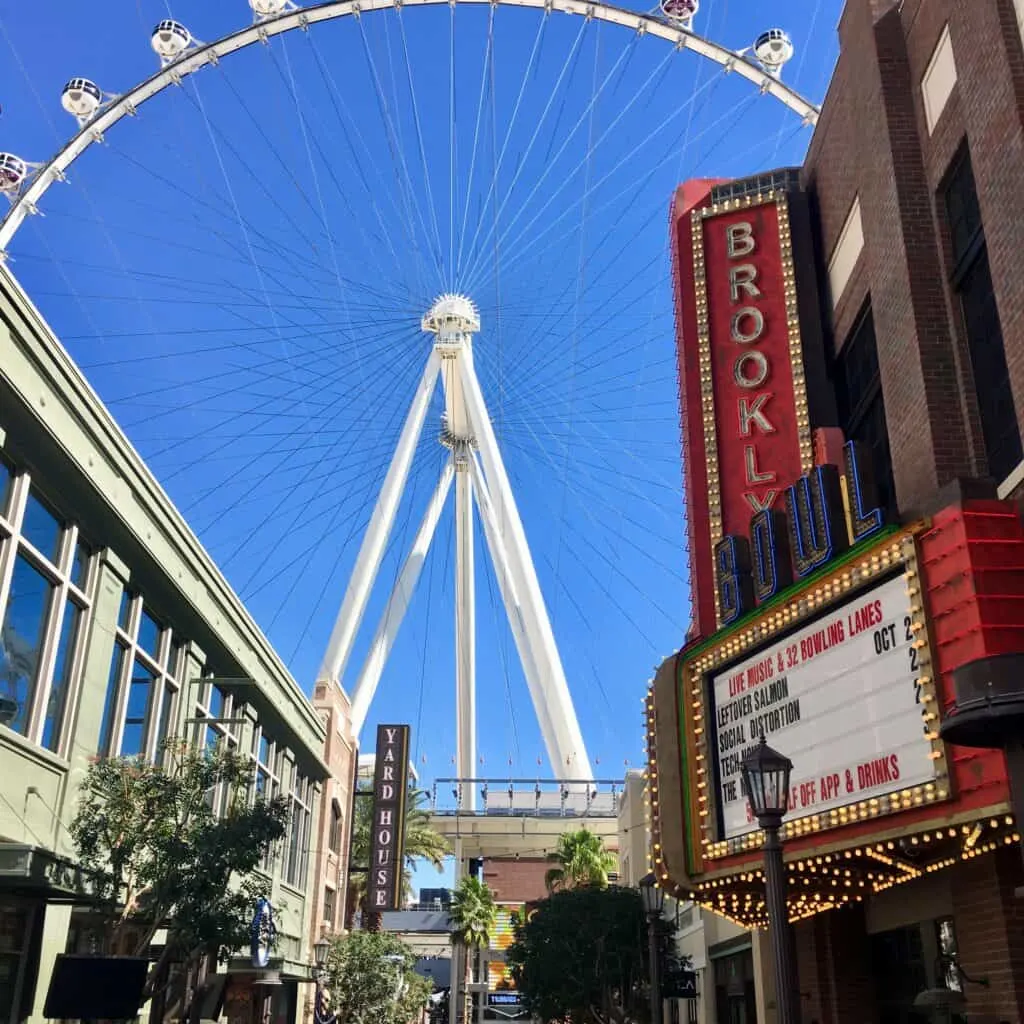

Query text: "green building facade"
[0, 263, 329, 1024]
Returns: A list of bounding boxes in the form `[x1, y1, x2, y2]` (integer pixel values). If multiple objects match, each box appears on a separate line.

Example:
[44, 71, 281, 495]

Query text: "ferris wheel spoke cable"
[458, 15, 598, 291]
[223, 382, 439, 581]
[472, 67, 744, 296]
[461, 29, 641, 292]
[265, 432, 443, 650]
[145, 324, 424, 463]
[227, 390, 436, 583]
[458, 12, 589, 287]
[355, 14, 445, 291]
[483, 65, 743, 287]
[454, 4, 496, 285]
[502, 451, 667, 647]
[108, 319, 412, 427]
[303, 33, 427, 296]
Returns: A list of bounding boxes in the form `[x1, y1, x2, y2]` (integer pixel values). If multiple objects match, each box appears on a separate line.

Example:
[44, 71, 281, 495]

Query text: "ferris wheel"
[0, 0, 825, 780]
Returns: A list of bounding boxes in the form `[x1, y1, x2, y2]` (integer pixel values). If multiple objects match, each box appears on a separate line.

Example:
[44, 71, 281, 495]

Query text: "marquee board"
[708, 573, 938, 840]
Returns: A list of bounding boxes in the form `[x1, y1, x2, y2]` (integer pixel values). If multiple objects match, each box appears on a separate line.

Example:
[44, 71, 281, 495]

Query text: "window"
[98, 594, 183, 759]
[922, 25, 957, 134]
[944, 146, 1022, 482]
[0, 467, 93, 754]
[833, 303, 897, 517]
[323, 887, 336, 925]
[193, 679, 244, 815]
[329, 798, 343, 855]
[252, 729, 283, 872]
[285, 772, 312, 889]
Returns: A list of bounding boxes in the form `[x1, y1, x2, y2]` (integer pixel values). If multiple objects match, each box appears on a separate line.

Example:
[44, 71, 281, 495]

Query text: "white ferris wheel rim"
[0, 0, 820, 254]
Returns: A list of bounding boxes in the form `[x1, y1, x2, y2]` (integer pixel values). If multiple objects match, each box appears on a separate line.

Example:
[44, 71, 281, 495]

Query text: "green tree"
[449, 876, 497, 1024]
[347, 785, 450, 928]
[69, 741, 289, 1019]
[508, 886, 678, 1024]
[544, 828, 617, 892]
[322, 930, 431, 1024]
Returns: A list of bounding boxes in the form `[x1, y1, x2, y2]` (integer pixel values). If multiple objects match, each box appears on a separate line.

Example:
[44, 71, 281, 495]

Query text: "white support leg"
[457, 351, 593, 780]
[349, 459, 455, 735]
[318, 351, 441, 685]
[454, 450, 476, 809]
[468, 453, 560, 774]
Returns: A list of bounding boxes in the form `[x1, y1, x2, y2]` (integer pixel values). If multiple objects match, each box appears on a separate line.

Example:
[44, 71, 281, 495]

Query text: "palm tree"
[449, 876, 497, 1024]
[544, 828, 617, 892]
[346, 786, 450, 930]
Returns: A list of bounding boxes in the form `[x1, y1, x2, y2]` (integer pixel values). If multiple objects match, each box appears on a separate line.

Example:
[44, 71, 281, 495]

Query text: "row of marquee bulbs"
[0, 1, 795, 197]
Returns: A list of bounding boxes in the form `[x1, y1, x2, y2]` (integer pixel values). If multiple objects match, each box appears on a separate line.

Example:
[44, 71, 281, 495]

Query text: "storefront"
[651, 2, 1024, 1013]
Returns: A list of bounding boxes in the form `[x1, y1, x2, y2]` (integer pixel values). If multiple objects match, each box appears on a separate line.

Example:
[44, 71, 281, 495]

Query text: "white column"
[318, 351, 441, 687]
[349, 459, 455, 735]
[457, 351, 593, 780]
[468, 453, 559, 772]
[455, 449, 476, 810]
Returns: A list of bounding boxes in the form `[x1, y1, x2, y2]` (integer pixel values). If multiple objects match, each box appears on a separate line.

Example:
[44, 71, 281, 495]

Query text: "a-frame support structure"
[318, 295, 592, 803]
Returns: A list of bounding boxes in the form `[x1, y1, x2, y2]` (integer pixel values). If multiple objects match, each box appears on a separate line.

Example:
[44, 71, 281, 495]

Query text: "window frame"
[284, 771, 312, 889]
[941, 144, 1023, 484]
[329, 798, 343, 855]
[0, 467, 95, 756]
[100, 593, 183, 760]
[832, 301, 897, 518]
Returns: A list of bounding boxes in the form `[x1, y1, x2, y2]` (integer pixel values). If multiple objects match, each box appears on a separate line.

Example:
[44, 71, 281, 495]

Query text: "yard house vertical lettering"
[368, 724, 410, 911]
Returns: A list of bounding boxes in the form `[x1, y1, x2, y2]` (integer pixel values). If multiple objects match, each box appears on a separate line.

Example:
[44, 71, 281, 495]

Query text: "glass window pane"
[259, 735, 270, 765]
[99, 644, 125, 755]
[117, 590, 133, 631]
[211, 686, 226, 720]
[155, 683, 176, 754]
[0, 554, 55, 735]
[137, 608, 162, 660]
[0, 459, 12, 518]
[21, 490, 63, 563]
[42, 600, 81, 752]
[121, 661, 156, 756]
[71, 540, 91, 590]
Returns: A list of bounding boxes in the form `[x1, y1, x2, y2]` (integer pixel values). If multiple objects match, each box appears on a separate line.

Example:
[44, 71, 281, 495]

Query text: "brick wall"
[803, 0, 1024, 505]
[482, 858, 551, 904]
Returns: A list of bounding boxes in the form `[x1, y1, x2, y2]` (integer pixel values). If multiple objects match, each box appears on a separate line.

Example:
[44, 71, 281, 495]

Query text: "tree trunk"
[462, 944, 472, 1024]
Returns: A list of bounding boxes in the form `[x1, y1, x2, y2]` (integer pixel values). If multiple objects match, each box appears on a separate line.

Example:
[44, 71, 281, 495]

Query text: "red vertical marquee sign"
[672, 184, 813, 635]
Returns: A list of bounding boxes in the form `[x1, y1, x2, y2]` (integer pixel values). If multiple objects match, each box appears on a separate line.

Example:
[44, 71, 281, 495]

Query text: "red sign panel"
[700, 203, 806, 538]
[671, 183, 811, 636]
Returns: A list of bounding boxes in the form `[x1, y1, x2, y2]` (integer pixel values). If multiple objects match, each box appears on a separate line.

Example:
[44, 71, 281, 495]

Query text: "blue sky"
[0, 0, 841, 887]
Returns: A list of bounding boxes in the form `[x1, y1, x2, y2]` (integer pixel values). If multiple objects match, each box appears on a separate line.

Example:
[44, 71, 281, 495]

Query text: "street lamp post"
[639, 872, 665, 1024]
[312, 938, 334, 1024]
[740, 737, 800, 1024]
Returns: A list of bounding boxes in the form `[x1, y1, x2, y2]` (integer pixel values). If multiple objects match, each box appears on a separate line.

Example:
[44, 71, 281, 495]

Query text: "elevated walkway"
[425, 778, 624, 859]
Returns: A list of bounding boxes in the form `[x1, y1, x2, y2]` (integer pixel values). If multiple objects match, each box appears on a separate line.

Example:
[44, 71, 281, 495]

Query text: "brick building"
[649, 1, 1024, 1022]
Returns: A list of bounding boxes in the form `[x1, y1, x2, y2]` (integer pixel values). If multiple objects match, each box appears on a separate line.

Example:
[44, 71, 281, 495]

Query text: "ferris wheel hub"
[422, 294, 481, 343]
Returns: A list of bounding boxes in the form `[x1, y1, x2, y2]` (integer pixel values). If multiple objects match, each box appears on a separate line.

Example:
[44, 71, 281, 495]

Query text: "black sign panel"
[368, 724, 411, 912]
[664, 970, 698, 999]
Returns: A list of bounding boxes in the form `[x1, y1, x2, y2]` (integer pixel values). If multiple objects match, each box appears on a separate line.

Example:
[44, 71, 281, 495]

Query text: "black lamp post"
[312, 939, 334, 1024]
[639, 872, 665, 1024]
[739, 737, 800, 1024]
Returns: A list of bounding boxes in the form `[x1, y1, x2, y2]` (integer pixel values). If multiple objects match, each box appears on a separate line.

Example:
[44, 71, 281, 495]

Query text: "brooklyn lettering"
[715, 440, 887, 625]
[725, 220, 778, 514]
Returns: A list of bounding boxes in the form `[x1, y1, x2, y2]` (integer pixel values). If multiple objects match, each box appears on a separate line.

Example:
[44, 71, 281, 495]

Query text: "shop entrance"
[712, 949, 756, 1024]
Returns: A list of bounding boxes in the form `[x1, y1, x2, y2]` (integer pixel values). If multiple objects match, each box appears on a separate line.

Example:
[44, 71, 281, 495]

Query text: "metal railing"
[428, 777, 624, 816]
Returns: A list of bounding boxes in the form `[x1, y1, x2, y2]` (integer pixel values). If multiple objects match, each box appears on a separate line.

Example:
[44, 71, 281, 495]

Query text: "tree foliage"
[507, 886, 684, 1024]
[322, 929, 431, 1024]
[348, 785, 450, 925]
[544, 828, 617, 892]
[69, 742, 289, 1002]
[448, 875, 497, 950]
